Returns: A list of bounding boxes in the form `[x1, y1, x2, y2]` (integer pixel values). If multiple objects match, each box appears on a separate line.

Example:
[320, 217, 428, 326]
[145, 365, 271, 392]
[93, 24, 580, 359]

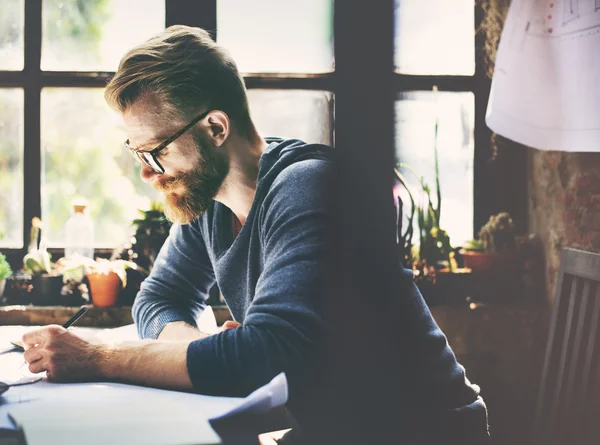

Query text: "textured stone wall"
[528, 149, 600, 304]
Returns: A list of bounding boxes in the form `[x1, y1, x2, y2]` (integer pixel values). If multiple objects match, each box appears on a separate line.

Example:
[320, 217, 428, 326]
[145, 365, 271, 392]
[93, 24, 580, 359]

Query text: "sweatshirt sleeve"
[132, 221, 216, 339]
[186, 159, 328, 397]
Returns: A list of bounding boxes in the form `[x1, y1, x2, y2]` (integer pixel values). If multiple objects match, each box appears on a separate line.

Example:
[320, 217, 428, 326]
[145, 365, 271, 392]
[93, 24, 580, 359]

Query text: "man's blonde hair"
[105, 25, 252, 135]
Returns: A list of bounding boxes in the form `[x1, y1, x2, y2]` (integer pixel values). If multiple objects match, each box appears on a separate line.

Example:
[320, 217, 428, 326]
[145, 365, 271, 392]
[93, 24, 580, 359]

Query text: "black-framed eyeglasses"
[125, 110, 210, 174]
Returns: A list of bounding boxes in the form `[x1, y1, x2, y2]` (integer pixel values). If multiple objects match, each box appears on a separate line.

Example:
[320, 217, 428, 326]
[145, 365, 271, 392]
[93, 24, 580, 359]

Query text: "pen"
[62, 307, 88, 329]
[10, 306, 88, 352]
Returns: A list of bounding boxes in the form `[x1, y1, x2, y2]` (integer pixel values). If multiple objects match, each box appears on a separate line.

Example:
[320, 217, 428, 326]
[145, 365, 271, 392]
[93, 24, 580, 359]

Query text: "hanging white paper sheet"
[486, 0, 600, 152]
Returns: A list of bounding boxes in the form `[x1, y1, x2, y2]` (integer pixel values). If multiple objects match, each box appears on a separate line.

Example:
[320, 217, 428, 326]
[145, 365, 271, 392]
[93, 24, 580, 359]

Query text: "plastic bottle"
[64, 201, 95, 260]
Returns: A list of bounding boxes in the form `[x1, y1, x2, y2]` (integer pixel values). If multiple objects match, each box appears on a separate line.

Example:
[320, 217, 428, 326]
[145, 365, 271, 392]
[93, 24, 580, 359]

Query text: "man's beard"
[154, 138, 229, 224]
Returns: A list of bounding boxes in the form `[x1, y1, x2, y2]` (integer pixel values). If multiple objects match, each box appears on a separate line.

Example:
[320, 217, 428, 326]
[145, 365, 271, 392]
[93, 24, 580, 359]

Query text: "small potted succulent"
[460, 212, 518, 272]
[66, 257, 136, 308]
[0, 253, 13, 297]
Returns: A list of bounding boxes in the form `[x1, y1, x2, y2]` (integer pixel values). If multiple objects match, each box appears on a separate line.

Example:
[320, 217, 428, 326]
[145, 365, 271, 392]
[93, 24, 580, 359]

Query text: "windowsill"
[0, 299, 546, 329]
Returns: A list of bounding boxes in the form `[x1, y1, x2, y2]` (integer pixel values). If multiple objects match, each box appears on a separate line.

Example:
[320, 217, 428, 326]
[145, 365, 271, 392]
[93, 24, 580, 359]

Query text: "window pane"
[0, 0, 24, 70]
[248, 90, 333, 145]
[395, 0, 475, 75]
[394, 91, 474, 247]
[217, 0, 334, 73]
[0, 89, 24, 248]
[42, 0, 165, 71]
[41, 88, 160, 248]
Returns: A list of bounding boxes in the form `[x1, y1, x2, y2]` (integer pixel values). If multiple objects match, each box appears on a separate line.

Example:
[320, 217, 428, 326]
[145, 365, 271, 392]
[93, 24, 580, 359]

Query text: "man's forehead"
[122, 96, 178, 148]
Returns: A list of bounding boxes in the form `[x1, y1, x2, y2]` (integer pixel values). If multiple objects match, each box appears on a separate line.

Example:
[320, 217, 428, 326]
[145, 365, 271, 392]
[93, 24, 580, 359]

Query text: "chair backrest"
[532, 248, 600, 445]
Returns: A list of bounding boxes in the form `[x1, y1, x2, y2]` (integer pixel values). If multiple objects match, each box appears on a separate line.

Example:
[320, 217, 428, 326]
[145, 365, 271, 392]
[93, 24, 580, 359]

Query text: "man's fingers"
[28, 358, 48, 375]
[22, 325, 66, 350]
[22, 329, 47, 349]
[23, 347, 44, 364]
[222, 320, 242, 330]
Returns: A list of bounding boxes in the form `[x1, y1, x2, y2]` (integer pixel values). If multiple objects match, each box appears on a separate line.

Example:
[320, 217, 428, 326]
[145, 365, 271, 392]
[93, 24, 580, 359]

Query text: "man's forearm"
[99, 340, 194, 391]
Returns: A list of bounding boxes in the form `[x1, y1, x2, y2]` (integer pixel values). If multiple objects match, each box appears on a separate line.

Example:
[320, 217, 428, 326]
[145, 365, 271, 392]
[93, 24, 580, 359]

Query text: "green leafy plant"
[112, 201, 171, 273]
[478, 212, 517, 253]
[462, 238, 484, 252]
[394, 87, 453, 271]
[86, 258, 136, 288]
[23, 217, 53, 275]
[59, 257, 136, 289]
[460, 212, 517, 256]
[394, 169, 416, 269]
[0, 253, 12, 280]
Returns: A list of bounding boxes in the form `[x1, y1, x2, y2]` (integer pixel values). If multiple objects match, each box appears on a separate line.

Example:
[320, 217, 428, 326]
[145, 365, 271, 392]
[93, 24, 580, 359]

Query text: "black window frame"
[0, 0, 527, 271]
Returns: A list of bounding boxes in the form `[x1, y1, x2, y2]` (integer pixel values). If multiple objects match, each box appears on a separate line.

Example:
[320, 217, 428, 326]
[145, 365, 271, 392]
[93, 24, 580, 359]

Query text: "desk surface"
[0, 326, 291, 445]
[0, 326, 242, 438]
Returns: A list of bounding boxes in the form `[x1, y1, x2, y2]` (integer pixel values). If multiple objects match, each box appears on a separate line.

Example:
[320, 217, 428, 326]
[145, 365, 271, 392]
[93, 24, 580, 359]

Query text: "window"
[395, 91, 474, 246]
[247, 90, 334, 146]
[394, 0, 476, 247]
[40, 88, 159, 247]
[0, 0, 334, 263]
[394, 0, 475, 75]
[217, 0, 335, 146]
[217, 0, 334, 74]
[41, 0, 165, 71]
[1, 0, 523, 268]
[0, 0, 24, 71]
[0, 89, 24, 248]
[0, 0, 165, 254]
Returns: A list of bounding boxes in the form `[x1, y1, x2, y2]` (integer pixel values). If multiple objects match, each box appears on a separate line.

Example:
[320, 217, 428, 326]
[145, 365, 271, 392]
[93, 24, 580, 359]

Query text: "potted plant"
[80, 258, 136, 308]
[23, 217, 63, 305]
[460, 212, 518, 272]
[112, 201, 171, 274]
[394, 91, 466, 305]
[394, 104, 453, 273]
[0, 253, 12, 297]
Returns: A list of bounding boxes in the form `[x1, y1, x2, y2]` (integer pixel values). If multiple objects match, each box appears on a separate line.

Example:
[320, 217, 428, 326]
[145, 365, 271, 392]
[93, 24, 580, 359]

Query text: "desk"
[0, 326, 290, 445]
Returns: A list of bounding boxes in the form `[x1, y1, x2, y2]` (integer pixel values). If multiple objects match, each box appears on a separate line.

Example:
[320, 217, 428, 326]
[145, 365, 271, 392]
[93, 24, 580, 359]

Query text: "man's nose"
[140, 163, 161, 183]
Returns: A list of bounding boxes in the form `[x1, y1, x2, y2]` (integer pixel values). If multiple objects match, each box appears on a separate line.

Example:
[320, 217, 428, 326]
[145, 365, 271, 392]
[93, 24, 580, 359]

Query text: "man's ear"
[205, 111, 230, 147]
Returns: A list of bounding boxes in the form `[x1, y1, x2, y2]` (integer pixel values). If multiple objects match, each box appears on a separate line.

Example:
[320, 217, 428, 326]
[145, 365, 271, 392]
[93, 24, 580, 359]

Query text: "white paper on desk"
[92, 324, 139, 345]
[209, 372, 288, 422]
[197, 306, 218, 335]
[0, 352, 43, 386]
[8, 397, 221, 445]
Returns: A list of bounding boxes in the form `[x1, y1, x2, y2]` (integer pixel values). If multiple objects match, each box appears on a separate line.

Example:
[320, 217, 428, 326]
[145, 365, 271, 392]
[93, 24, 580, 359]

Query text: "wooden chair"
[532, 248, 600, 445]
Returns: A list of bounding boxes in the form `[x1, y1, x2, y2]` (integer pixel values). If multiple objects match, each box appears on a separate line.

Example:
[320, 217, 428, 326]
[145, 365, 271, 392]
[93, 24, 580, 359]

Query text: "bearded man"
[21, 25, 489, 444]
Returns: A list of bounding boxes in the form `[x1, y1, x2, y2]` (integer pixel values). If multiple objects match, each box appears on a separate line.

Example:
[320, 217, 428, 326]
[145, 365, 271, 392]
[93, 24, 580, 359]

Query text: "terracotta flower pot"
[86, 272, 122, 307]
[460, 250, 517, 273]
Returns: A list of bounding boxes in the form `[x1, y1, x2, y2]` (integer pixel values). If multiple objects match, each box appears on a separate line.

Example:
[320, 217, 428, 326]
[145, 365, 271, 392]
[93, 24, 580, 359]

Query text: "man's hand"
[219, 320, 242, 332]
[21, 320, 243, 389]
[22, 325, 104, 382]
